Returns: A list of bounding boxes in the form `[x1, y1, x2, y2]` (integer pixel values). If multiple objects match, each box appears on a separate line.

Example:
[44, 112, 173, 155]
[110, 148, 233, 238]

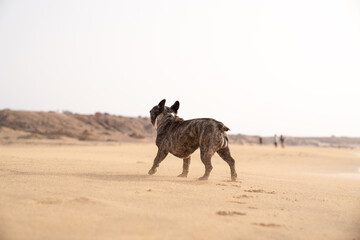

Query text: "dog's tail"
[220, 134, 229, 148]
[217, 122, 229, 148]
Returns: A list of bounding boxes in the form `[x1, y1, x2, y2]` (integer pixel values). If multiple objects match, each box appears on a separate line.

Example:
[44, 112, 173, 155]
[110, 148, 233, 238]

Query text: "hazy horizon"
[1, 106, 358, 138]
[1, 0, 359, 137]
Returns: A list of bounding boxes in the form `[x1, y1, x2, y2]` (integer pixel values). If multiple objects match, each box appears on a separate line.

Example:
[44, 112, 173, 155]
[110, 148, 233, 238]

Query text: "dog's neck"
[154, 112, 177, 129]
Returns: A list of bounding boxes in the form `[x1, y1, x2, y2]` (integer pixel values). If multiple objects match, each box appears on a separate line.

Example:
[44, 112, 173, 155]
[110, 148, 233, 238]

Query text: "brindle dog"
[148, 99, 237, 181]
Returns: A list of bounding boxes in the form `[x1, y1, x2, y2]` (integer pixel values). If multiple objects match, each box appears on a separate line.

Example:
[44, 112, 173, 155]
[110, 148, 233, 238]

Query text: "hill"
[0, 109, 155, 142]
[1, 109, 359, 148]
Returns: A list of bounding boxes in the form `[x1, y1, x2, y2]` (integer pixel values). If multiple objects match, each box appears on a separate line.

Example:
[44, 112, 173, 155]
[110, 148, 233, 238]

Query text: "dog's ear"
[170, 101, 180, 114]
[158, 99, 166, 111]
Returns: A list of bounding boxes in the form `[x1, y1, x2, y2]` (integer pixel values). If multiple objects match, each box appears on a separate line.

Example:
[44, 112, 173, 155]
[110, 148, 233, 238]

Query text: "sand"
[0, 143, 359, 240]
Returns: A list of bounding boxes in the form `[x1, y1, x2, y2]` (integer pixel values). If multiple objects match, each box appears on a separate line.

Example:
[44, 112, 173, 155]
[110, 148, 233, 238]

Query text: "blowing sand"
[0, 143, 359, 240]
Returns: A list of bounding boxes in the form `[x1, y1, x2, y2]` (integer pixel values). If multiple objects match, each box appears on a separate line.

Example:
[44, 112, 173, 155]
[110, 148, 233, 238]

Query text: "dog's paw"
[177, 172, 188, 178]
[231, 174, 237, 182]
[198, 176, 209, 181]
[148, 168, 157, 175]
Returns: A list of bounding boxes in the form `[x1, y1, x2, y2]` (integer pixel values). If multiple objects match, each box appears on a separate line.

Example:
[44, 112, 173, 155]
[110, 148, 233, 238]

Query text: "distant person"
[280, 135, 285, 148]
[259, 137, 263, 145]
[274, 134, 278, 148]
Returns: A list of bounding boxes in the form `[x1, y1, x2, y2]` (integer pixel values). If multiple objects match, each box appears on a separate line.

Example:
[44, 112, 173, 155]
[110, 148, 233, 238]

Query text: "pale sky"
[1, 0, 360, 137]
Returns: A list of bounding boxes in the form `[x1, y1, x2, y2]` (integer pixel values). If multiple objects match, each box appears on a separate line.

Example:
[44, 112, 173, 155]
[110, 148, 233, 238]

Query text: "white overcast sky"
[0, 0, 359, 136]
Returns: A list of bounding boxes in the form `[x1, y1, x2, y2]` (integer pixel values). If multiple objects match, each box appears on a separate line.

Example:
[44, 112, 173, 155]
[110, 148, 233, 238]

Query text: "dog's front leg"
[177, 156, 191, 177]
[148, 148, 168, 175]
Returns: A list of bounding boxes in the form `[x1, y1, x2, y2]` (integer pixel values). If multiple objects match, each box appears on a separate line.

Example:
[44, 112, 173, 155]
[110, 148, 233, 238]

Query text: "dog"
[148, 99, 237, 181]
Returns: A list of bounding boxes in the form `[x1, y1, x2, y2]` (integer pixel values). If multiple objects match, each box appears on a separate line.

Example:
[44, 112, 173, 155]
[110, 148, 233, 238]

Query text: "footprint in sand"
[252, 223, 282, 227]
[216, 183, 241, 188]
[234, 194, 253, 199]
[216, 211, 246, 216]
[230, 195, 252, 204]
[244, 189, 276, 194]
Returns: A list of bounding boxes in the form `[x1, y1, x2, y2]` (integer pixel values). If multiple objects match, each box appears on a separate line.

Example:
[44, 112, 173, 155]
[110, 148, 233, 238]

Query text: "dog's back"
[158, 117, 229, 159]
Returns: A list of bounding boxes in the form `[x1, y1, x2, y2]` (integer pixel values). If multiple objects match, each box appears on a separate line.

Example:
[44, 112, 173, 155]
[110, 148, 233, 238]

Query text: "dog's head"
[150, 99, 180, 127]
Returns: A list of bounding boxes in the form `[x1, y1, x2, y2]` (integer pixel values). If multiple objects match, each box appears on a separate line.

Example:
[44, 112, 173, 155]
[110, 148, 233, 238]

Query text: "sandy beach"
[0, 143, 359, 240]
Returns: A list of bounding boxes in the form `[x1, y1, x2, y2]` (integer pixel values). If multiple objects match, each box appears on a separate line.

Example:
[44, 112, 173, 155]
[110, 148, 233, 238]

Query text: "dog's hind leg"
[198, 148, 215, 180]
[217, 147, 237, 181]
[177, 156, 191, 177]
[148, 148, 168, 175]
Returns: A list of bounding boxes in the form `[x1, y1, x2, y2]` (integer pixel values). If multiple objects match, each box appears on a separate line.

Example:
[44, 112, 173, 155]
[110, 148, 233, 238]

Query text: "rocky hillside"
[1, 109, 359, 148]
[0, 109, 155, 142]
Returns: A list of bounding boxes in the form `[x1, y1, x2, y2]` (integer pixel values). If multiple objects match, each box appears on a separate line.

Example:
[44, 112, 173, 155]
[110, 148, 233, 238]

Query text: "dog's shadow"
[2, 168, 227, 184]
[76, 173, 157, 182]
[75, 172, 210, 185]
